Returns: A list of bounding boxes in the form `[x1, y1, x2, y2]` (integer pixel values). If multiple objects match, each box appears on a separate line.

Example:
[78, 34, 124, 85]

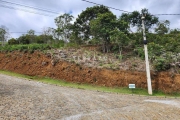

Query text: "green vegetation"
[0, 70, 179, 97]
[0, 44, 51, 52]
[0, 6, 180, 72]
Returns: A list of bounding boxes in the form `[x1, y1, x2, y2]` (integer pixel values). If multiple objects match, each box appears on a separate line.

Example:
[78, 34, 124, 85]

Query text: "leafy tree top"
[74, 5, 112, 40]
[120, 8, 159, 32]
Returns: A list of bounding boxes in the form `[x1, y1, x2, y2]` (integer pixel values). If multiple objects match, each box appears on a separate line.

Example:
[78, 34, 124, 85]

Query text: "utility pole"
[141, 14, 152, 95]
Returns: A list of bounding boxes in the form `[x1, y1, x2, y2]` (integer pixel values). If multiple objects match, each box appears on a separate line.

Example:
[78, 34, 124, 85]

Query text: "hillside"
[0, 47, 180, 94]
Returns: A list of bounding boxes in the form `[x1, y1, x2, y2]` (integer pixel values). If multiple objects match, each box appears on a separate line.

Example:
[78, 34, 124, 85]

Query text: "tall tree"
[0, 25, 9, 46]
[111, 29, 130, 56]
[170, 28, 180, 34]
[90, 12, 117, 52]
[17, 35, 30, 44]
[42, 27, 53, 43]
[27, 29, 35, 43]
[74, 5, 112, 41]
[54, 13, 74, 43]
[120, 8, 159, 32]
[155, 20, 170, 34]
[69, 24, 83, 44]
[8, 38, 18, 45]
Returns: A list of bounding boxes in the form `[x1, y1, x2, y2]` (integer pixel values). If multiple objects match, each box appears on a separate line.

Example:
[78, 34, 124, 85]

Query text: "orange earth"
[0, 51, 180, 93]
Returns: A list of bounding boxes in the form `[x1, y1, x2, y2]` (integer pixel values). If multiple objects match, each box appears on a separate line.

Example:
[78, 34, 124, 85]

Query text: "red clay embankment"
[0, 51, 179, 93]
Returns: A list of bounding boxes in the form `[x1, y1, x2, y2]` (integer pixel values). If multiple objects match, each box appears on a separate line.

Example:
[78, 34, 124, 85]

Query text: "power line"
[154, 14, 180, 16]
[1, 0, 180, 18]
[0, 4, 55, 17]
[0, 0, 59, 14]
[82, 0, 130, 13]
[82, 0, 180, 16]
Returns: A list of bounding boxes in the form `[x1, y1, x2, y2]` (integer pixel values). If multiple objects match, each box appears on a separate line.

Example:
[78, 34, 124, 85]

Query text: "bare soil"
[0, 50, 180, 93]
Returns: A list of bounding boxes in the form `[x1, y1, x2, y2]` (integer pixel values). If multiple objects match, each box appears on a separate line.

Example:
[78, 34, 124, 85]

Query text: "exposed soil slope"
[0, 51, 180, 93]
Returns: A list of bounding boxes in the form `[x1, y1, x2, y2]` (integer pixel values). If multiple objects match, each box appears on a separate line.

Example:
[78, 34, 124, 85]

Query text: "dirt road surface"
[0, 74, 180, 120]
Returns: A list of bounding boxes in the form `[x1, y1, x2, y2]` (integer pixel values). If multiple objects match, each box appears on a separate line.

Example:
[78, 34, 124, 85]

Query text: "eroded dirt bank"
[0, 51, 179, 93]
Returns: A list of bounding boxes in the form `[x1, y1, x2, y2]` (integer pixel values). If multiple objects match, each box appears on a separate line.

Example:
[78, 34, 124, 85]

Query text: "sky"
[0, 0, 180, 39]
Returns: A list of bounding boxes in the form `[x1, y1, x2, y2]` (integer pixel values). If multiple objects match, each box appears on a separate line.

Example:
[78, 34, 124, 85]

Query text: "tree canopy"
[55, 13, 74, 42]
[155, 20, 170, 34]
[74, 5, 112, 41]
[0, 25, 9, 46]
[120, 8, 159, 32]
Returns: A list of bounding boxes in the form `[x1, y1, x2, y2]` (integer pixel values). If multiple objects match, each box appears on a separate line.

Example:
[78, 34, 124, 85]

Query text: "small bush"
[153, 58, 170, 71]
[134, 47, 145, 59]
[51, 40, 65, 48]
[8, 38, 18, 45]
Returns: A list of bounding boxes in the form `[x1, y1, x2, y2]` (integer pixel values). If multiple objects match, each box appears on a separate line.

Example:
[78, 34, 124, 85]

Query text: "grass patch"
[0, 70, 179, 97]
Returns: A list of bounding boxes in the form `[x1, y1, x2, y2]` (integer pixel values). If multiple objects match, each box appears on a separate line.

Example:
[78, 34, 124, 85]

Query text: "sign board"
[129, 84, 135, 89]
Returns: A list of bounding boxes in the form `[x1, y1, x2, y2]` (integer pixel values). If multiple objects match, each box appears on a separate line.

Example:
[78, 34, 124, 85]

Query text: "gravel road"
[0, 74, 180, 120]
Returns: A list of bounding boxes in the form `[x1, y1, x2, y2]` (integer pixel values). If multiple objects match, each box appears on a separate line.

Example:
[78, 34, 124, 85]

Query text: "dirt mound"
[0, 51, 180, 93]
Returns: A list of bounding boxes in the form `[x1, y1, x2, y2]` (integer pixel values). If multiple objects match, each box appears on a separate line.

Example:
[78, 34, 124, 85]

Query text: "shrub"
[134, 47, 145, 59]
[153, 58, 170, 71]
[8, 38, 18, 45]
[51, 40, 65, 48]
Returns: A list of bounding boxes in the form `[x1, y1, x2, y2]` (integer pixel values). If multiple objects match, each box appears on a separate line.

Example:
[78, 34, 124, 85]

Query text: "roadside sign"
[129, 84, 135, 89]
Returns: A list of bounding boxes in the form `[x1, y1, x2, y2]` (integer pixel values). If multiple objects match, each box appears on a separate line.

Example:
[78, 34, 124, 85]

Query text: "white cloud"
[0, 0, 180, 38]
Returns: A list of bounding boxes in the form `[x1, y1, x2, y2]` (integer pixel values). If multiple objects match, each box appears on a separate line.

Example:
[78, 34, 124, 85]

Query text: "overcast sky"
[0, 0, 180, 38]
